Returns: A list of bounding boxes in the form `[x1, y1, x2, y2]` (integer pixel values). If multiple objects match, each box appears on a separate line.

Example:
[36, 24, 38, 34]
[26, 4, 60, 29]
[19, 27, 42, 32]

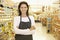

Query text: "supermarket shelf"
[54, 23, 60, 26]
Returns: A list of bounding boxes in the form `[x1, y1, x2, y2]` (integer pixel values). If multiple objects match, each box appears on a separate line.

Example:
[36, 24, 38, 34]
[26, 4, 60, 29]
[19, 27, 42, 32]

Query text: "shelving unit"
[51, 14, 60, 40]
[0, 3, 15, 40]
[51, 0, 60, 40]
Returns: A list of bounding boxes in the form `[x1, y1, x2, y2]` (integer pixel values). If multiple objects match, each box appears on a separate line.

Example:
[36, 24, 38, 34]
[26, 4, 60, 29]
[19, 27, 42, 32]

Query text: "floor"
[33, 23, 56, 40]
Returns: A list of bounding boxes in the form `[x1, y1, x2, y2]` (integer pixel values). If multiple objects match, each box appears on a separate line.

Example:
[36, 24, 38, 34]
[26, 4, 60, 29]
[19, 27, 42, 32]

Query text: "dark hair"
[18, 1, 29, 16]
[0, 4, 4, 7]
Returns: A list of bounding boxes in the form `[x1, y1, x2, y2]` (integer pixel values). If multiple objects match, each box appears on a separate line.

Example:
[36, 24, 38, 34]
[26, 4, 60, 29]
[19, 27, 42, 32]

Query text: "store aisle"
[33, 23, 56, 40]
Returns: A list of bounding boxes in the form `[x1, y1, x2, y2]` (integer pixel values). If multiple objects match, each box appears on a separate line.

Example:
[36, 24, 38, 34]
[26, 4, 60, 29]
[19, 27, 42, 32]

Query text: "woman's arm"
[13, 16, 35, 35]
[14, 26, 35, 35]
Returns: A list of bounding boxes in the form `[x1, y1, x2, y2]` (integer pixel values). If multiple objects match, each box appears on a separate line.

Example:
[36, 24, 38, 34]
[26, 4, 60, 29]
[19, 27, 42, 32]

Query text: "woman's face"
[20, 4, 28, 14]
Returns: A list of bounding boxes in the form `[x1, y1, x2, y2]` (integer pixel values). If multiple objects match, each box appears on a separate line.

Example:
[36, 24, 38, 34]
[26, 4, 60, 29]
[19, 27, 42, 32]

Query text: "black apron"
[15, 16, 33, 40]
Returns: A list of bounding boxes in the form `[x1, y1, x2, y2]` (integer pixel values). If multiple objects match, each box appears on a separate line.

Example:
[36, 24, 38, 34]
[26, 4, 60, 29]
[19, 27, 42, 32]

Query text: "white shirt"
[13, 16, 35, 35]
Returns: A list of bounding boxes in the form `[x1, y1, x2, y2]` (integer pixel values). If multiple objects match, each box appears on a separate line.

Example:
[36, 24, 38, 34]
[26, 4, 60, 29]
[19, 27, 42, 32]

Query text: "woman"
[14, 1, 35, 40]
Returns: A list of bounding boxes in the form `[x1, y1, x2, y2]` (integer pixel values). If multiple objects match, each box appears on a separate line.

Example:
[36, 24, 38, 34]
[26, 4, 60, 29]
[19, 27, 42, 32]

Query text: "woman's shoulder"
[15, 16, 33, 18]
[29, 16, 34, 19]
[29, 15, 34, 17]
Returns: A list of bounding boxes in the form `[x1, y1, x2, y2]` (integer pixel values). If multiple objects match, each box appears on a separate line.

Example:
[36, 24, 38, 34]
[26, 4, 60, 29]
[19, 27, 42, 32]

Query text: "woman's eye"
[24, 7, 26, 8]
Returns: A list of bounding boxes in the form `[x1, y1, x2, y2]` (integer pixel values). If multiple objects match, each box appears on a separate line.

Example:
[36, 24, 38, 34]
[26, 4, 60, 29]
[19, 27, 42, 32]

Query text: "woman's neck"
[21, 14, 27, 17]
[22, 15, 27, 17]
[21, 12, 28, 17]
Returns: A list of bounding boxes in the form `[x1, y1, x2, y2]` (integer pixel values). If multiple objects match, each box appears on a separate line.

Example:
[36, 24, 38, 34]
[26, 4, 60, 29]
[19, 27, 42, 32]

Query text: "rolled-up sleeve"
[14, 17, 20, 27]
[30, 16, 35, 26]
